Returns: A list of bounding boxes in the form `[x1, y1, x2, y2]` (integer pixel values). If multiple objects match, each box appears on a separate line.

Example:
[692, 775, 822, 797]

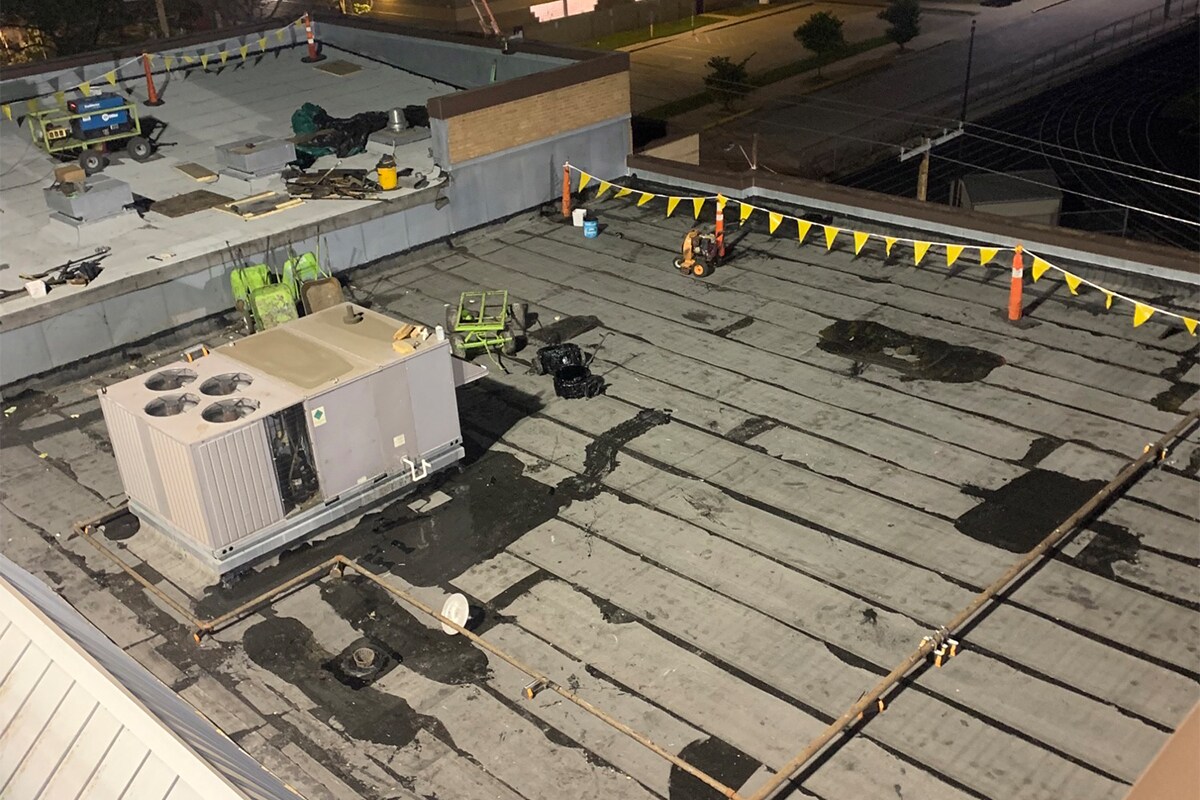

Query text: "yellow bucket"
[377, 165, 398, 191]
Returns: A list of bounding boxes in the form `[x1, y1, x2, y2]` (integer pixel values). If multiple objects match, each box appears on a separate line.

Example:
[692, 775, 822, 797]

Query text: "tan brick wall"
[446, 71, 630, 164]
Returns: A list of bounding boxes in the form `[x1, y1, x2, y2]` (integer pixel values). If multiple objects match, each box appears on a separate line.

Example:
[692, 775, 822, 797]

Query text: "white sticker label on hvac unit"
[393, 434, 406, 448]
[311, 406, 327, 427]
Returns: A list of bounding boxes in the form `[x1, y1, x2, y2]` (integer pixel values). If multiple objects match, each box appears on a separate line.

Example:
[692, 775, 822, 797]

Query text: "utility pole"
[153, 0, 170, 38]
[900, 127, 963, 202]
[953, 19, 977, 206]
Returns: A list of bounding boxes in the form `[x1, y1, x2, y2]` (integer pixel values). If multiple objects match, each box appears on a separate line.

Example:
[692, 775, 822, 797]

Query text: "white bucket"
[572, 208, 587, 227]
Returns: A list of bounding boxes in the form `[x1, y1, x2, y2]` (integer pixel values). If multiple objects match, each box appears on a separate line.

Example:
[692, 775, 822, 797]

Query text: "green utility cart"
[445, 290, 527, 359]
[28, 93, 154, 175]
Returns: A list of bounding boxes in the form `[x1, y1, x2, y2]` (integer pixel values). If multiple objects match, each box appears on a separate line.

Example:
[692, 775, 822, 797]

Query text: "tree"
[794, 12, 845, 76]
[879, 0, 921, 50]
[703, 55, 753, 112]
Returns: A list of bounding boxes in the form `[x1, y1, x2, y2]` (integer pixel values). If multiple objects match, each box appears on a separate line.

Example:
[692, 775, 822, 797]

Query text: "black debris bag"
[291, 102, 389, 167]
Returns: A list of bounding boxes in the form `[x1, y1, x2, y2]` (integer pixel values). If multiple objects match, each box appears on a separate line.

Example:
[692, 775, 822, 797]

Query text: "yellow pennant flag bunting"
[637, 192, 654, 207]
[258, 37, 268, 52]
[978, 247, 999, 266]
[201, 53, 210, 69]
[53, 90, 65, 107]
[692, 197, 705, 218]
[220, 50, 229, 65]
[1031, 257, 1051, 282]
[797, 219, 812, 243]
[1104, 291, 1114, 309]
[615, 187, 632, 198]
[884, 236, 897, 256]
[239, 44, 249, 61]
[577, 171, 591, 191]
[104, 70, 117, 86]
[823, 226, 839, 251]
[77, 82, 91, 97]
[768, 211, 782, 234]
[716, 194, 727, 211]
[596, 180, 612, 197]
[740, 202, 754, 225]
[276, 29, 287, 42]
[1063, 273, 1082, 295]
[183, 54, 195, 64]
[913, 241, 931, 265]
[1183, 317, 1198, 335]
[666, 197, 682, 217]
[26, 98, 39, 113]
[945, 244, 963, 267]
[295, 19, 306, 28]
[1132, 303, 1154, 328]
[164, 55, 174, 70]
[1, 105, 10, 121]
[853, 231, 870, 255]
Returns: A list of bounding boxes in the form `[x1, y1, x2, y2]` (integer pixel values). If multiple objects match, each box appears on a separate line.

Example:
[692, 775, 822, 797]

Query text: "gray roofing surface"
[960, 169, 1063, 204]
[1, 190, 1198, 800]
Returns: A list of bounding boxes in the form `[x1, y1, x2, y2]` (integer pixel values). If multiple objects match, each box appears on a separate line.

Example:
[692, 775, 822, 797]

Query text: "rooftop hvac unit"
[99, 304, 485, 577]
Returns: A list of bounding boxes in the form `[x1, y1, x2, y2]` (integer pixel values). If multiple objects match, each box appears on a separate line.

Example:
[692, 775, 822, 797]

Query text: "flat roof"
[0, 49, 449, 307]
[2, 190, 1197, 800]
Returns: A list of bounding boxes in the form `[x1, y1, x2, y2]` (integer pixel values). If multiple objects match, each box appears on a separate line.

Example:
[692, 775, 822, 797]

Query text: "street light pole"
[953, 20, 977, 206]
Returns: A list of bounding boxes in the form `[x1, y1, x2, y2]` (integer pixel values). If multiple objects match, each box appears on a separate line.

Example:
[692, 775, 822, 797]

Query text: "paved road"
[625, 2, 902, 114]
[699, 0, 1183, 176]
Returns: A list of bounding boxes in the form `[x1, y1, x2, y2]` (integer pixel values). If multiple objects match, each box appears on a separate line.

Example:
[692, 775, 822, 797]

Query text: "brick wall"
[445, 70, 630, 164]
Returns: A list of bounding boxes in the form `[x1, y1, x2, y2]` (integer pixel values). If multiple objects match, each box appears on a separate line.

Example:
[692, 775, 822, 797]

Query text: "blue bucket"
[583, 219, 599, 239]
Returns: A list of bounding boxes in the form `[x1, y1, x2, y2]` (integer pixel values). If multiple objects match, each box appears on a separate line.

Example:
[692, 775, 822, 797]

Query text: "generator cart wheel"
[692, 261, 713, 278]
[79, 149, 106, 175]
[451, 336, 468, 359]
[127, 136, 153, 162]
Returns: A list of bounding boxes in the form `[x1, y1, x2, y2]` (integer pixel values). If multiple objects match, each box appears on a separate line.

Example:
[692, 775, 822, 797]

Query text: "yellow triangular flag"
[797, 219, 812, 243]
[1183, 317, 1197, 335]
[145, 53, 155, 63]
[220, 50, 229, 65]
[666, 197, 682, 217]
[239, 44, 249, 61]
[597, 180, 612, 197]
[1104, 291, 1114, 310]
[164, 55, 174, 70]
[183, 54, 195, 64]
[739, 202, 754, 225]
[77, 82, 92, 97]
[1063, 273, 1082, 295]
[945, 244, 963, 267]
[104, 70, 117, 86]
[913, 241, 931, 265]
[577, 171, 591, 191]
[692, 197, 705, 218]
[1132, 303, 1154, 328]
[853, 231, 870, 255]
[978, 247, 998, 266]
[768, 211, 782, 234]
[276, 29, 287, 42]
[637, 192, 654, 207]
[1031, 257, 1050, 282]
[258, 37, 268, 52]
[823, 226, 839, 251]
[201, 53, 210, 69]
[716, 194, 727, 211]
[26, 99, 38, 114]
[884, 236, 897, 256]
[1, 105, 10, 121]
[53, 91, 65, 107]
[295, 19, 306, 28]
[615, 187, 632, 198]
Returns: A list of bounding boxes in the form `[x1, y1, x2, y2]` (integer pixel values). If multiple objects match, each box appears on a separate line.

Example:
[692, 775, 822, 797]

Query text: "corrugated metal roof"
[960, 170, 1063, 204]
[0, 556, 301, 800]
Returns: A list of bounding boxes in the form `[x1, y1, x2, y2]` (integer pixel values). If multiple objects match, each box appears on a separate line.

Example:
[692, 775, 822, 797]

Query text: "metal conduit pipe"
[72, 518, 743, 800]
[746, 408, 1200, 800]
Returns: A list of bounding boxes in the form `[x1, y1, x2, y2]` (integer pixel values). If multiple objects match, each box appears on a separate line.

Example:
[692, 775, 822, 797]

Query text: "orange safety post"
[561, 162, 571, 218]
[142, 54, 163, 106]
[301, 13, 326, 63]
[715, 197, 725, 258]
[1008, 244, 1024, 322]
